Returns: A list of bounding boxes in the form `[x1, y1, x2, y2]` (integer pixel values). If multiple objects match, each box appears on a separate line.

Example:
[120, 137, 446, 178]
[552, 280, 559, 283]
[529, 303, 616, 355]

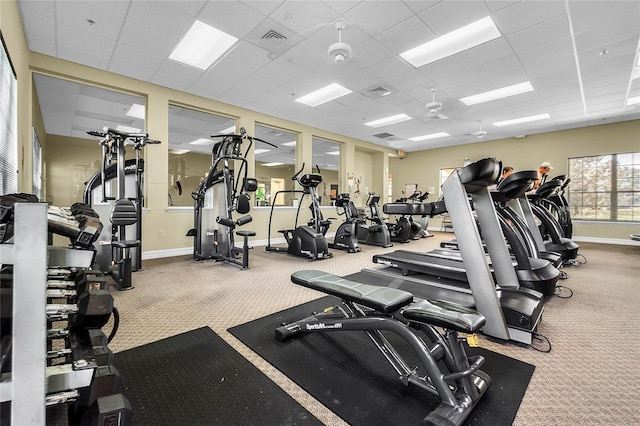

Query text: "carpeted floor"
[101, 233, 640, 425]
[228, 295, 535, 426]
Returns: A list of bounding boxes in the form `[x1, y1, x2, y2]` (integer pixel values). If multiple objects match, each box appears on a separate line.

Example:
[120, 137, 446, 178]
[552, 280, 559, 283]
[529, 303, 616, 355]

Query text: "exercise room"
[2, 1, 639, 425]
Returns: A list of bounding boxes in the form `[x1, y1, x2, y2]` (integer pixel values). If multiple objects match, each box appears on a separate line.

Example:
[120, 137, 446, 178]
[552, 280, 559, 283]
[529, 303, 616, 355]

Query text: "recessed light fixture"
[170, 149, 190, 155]
[493, 113, 551, 127]
[189, 138, 214, 146]
[282, 141, 297, 146]
[262, 162, 284, 167]
[327, 151, 340, 155]
[627, 96, 640, 106]
[408, 132, 450, 141]
[460, 81, 534, 105]
[364, 113, 412, 128]
[116, 125, 142, 133]
[126, 103, 145, 119]
[400, 16, 501, 68]
[169, 20, 238, 70]
[254, 149, 270, 154]
[295, 83, 352, 107]
[219, 125, 236, 134]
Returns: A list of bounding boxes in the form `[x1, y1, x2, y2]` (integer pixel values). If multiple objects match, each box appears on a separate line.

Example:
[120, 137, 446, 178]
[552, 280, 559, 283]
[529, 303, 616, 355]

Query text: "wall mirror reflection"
[312, 137, 340, 206]
[254, 124, 298, 207]
[32, 73, 146, 207]
[167, 106, 236, 207]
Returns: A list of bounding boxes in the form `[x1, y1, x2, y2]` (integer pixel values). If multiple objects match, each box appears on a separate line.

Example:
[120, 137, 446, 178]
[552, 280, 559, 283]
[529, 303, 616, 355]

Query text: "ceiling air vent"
[373, 132, 402, 141]
[261, 30, 288, 48]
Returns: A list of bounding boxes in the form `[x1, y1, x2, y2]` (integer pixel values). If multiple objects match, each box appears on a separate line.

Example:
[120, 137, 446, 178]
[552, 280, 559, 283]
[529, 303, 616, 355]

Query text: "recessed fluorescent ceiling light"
[116, 125, 142, 133]
[262, 162, 284, 167]
[254, 149, 270, 154]
[627, 96, 640, 106]
[170, 149, 190, 155]
[219, 125, 236, 134]
[126, 104, 145, 119]
[295, 83, 352, 107]
[400, 16, 501, 68]
[189, 138, 214, 146]
[169, 20, 238, 70]
[460, 82, 534, 105]
[409, 132, 450, 141]
[364, 113, 412, 128]
[327, 151, 340, 155]
[282, 141, 297, 146]
[493, 113, 551, 127]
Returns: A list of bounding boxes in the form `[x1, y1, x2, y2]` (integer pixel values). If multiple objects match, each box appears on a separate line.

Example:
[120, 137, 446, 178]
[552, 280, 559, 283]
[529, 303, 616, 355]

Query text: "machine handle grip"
[103, 127, 148, 139]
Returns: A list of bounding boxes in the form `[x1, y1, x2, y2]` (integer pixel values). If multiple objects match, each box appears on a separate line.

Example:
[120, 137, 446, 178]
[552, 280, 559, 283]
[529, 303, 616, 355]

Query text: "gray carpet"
[102, 233, 640, 425]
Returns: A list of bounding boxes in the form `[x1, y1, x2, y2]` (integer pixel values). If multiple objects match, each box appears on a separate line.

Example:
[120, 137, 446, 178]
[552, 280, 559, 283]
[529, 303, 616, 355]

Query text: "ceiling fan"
[328, 22, 352, 63]
[425, 88, 448, 120]
[466, 121, 488, 139]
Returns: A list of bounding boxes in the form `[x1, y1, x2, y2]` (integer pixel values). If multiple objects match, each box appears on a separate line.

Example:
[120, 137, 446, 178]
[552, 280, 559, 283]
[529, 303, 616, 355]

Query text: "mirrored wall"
[311, 137, 341, 206]
[167, 106, 235, 207]
[254, 124, 298, 207]
[32, 74, 146, 206]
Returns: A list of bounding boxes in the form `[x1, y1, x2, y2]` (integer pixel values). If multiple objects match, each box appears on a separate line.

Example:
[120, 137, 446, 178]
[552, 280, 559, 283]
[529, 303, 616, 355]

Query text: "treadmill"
[356, 158, 544, 345]
[373, 170, 559, 297]
[528, 180, 579, 261]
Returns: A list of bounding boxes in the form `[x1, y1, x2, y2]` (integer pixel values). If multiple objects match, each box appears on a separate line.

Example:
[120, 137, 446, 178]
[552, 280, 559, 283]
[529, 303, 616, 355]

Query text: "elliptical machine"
[84, 127, 161, 289]
[187, 128, 275, 269]
[356, 193, 392, 248]
[327, 193, 360, 253]
[266, 164, 332, 261]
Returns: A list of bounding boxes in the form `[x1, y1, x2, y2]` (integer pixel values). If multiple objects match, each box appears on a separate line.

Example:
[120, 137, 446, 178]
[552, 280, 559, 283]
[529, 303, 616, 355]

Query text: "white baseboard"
[572, 236, 640, 246]
[141, 233, 639, 260]
[141, 237, 289, 260]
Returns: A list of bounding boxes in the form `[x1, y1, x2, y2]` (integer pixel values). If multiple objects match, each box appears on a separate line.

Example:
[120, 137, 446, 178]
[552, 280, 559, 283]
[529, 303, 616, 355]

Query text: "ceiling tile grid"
[18, 0, 640, 153]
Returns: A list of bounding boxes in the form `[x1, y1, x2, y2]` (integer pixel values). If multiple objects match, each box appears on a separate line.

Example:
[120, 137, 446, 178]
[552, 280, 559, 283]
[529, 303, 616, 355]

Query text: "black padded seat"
[111, 240, 140, 249]
[401, 299, 486, 334]
[291, 270, 413, 314]
[383, 202, 432, 215]
[236, 230, 256, 237]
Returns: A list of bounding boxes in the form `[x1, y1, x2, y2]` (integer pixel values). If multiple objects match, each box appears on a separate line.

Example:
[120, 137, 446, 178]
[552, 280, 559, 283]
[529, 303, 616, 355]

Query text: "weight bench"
[276, 270, 490, 426]
[109, 199, 140, 290]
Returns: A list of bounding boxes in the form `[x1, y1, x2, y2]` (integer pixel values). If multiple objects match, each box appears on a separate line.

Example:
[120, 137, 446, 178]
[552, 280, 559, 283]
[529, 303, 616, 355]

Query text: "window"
[167, 105, 235, 207]
[439, 168, 456, 198]
[254, 124, 298, 207]
[568, 152, 640, 221]
[312, 137, 340, 206]
[0, 34, 17, 196]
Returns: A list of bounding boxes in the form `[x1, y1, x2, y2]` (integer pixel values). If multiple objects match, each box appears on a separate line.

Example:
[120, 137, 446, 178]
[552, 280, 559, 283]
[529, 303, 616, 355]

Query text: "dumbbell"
[78, 393, 132, 426]
[68, 364, 124, 425]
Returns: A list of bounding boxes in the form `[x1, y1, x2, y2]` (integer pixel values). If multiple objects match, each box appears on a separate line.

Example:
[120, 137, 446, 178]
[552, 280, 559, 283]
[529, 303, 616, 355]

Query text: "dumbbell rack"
[0, 203, 48, 425]
[1, 203, 104, 424]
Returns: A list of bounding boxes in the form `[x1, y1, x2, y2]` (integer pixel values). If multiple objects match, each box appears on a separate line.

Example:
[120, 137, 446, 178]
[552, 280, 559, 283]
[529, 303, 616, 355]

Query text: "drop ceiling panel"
[417, 1, 491, 35]
[493, 1, 567, 35]
[269, 1, 339, 35]
[56, 0, 124, 40]
[19, 0, 640, 152]
[343, 1, 414, 36]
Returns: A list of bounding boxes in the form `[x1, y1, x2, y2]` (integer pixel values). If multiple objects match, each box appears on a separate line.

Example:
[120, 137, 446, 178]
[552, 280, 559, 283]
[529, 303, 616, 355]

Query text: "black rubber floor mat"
[229, 296, 535, 426]
[114, 327, 322, 426]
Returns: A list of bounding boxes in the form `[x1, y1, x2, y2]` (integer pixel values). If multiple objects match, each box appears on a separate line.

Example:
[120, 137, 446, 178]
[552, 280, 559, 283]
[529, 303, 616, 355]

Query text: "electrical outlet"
[159, 230, 165, 237]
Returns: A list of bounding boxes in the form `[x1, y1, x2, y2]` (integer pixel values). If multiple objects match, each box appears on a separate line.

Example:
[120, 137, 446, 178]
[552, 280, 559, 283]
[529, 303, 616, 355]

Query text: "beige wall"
[23, 52, 394, 253]
[389, 120, 640, 240]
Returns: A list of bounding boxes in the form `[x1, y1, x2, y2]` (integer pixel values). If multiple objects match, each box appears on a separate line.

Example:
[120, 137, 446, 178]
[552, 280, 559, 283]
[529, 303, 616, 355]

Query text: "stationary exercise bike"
[266, 164, 332, 261]
[327, 193, 360, 253]
[187, 128, 275, 269]
[356, 193, 392, 247]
